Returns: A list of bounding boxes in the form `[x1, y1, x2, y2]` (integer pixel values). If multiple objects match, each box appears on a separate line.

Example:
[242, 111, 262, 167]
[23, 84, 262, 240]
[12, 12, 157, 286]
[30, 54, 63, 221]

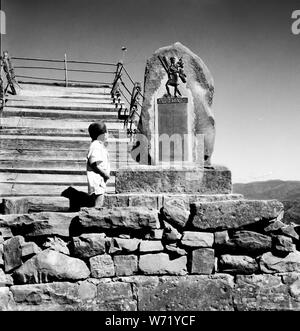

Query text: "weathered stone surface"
[181, 231, 214, 247]
[0, 236, 3, 244]
[272, 235, 295, 254]
[0, 287, 14, 311]
[163, 221, 181, 243]
[43, 237, 70, 255]
[89, 255, 115, 278]
[139, 253, 187, 275]
[259, 251, 300, 273]
[0, 269, 13, 287]
[0, 244, 3, 269]
[219, 255, 258, 274]
[139, 240, 164, 253]
[221, 231, 272, 255]
[102, 194, 129, 208]
[191, 200, 283, 231]
[214, 231, 229, 245]
[165, 244, 187, 256]
[21, 242, 41, 260]
[0, 226, 13, 239]
[190, 248, 215, 274]
[134, 274, 234, 311]
[113, 255, 138, 276]
[280, 225, 299, 240]
[2, 198, 29, 215]
[4, 236, 25, 272]
[108, 238, 140, 254]
[234, 274, 300, 311]
[137, 42, 215, 166]
[75, 207, 159, 232]
[128, 195, 159, 209]
[116, 166, 232, 194]
[13, 249, 90, 284]
[0, 212, 77, 238]
[264, 219, 286, 233]
[161, 198, 190, 229]
[73, 234, 107, 259]
[144, 229, 163, 240]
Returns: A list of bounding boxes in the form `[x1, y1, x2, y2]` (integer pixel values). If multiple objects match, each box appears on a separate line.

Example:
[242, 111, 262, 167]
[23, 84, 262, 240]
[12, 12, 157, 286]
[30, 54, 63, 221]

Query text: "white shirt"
[86, 140, 110, 195]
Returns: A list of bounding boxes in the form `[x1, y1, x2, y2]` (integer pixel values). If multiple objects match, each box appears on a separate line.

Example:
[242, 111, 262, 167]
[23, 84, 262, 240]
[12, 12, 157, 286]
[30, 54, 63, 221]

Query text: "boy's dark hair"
[88, 121, 107, 140]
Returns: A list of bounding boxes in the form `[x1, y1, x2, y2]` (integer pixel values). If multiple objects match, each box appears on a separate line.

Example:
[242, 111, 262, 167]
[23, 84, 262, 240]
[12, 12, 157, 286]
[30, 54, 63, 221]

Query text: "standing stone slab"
[4, 236, 25, 272]
[259, 251, 300, 273]
[190, 248, 215, 274]
[181, 231, 214, 248]
[116, 165, 232, 194]
[234, 274, 300, 311]
[90, 255, 115, 278]
[13, 249, 90, 284]
[73, 234, 107, 259]
[76, 207, 159, 232]
[135, 275, 234, 311]
[113, 255, 138, 276]
[190, 200, 283, 231]
[139, 253, 187, 275]
[219, 255, 258, 274]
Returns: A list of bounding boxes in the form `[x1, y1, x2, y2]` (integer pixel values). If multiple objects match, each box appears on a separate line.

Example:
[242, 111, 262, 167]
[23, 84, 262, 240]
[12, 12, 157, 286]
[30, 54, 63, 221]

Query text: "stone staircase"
[0, 82, 136, 200]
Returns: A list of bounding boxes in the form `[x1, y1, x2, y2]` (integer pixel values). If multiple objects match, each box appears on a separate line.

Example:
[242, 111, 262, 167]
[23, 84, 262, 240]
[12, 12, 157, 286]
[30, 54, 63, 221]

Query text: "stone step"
[7, 94, 113, 101]
[0, 117, 125, 129]
[5, 101, 119, 110]
[17, 83, 112, 95]
[0, 148, 133, 160]
[0, 182, 115, 196]
[0, 136, 131, 150]
[1, 109, 119, 120]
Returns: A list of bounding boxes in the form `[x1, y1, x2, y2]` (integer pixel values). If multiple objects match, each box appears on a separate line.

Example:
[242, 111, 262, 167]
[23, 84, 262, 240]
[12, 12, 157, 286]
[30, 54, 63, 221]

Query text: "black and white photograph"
[0, 0, 300, 317]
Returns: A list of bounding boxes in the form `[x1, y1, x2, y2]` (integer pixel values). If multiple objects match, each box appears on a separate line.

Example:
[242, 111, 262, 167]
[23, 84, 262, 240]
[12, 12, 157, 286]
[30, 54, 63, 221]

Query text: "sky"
[2, 0, 300, 183]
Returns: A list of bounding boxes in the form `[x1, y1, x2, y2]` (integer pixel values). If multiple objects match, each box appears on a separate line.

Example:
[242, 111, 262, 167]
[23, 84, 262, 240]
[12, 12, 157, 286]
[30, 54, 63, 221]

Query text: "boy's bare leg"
[95, 194, 104, 208]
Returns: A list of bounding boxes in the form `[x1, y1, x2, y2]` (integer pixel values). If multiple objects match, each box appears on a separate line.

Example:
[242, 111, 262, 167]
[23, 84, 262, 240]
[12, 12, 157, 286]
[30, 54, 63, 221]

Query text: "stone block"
[102, 194, 129, 208]
[113, 255, 138, 276]
[0, 287, 14, 311]
[165, 244, 187, 256]
[181, 231, 214, 247]
[161, 198, 190, 229]
[163, 221, 181, 243]
[0, 227, 13, 240]
[190, 248, 215, 274]
[219, 254, 259, 274]
[73, 234, 107, 259]
[214, 231, 229, 245]
[89, 255, 115, 278]
[139, 253, 187, 275]
[115, 165, 232, 194]
[21, 242, 41, 260]
[190, 199, 283, 231]
[139, 240, 164, 253]
[43, 237, 70, 255]
[259, 251, 300, 273]
[4, 236, 25, 273]
[272, 235, 295, 255]
[144, 229, 163, 240]
[128, 194, 159, 209]
[0, 269, 13, 287]
[108, 238, 140, 254]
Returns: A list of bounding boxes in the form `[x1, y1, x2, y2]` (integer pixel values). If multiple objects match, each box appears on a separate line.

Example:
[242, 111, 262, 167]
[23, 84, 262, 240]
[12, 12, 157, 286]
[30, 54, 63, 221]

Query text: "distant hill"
[233, 180, 300, 224]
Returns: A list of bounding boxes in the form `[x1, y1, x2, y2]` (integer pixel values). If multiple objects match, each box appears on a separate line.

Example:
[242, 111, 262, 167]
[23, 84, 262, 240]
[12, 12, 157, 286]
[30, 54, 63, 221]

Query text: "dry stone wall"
[1, 196, 300, 311]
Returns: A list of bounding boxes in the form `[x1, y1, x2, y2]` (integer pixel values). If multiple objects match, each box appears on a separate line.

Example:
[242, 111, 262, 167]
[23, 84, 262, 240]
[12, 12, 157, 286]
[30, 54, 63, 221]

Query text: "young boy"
[87, 121, 110, 207]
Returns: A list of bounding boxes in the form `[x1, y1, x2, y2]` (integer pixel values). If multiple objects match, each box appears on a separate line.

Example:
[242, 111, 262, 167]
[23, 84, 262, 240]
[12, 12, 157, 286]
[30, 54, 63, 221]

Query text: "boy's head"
[88, 121, 107, 141]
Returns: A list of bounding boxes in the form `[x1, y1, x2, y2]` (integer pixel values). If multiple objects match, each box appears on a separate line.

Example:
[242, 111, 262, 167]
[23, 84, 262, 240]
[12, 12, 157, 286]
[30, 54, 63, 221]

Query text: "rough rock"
[137, 42, 215, 166]
[144, 229, 163, 240]
[21, 242, 41, 260]
[116, 166, 232, 194]
[221, 231, 272, 255]
[0, 287, 14, 311]
[113, 255, 138, 276]
[0, 269, 13, 287]
[219, 254, 258, 274]
[43, 237, 70, 255]
[161, 198, 190, 229]
[13, 249, 90, 284]
[4, 236, 25, 272]
[128, 195, 160, 209]
[272, 235, 295, 255]
[75, 207, 159, 232]
[190, 248, 215, 274]
[280, 225, 299, 240]
[139, 240, 164, 253]
[190, 200, 283, 230]
[259, 251, 300, 273]
[181, 231, 214, 247]
[264, 219, 286, 233]
[135, 274, 234, 311]
[234, 274, 300, 311]
[0, 244, 3, 268]
[0, 227, 13, 239]
[89, 254, 115, 278]
[165, 244, 187, 256]
[214, 231, 229, 245]
[162, 221, 181, 243]
[73, 234, 107, 259]
[0, 212, 77, 238]
[108, 238, 140, 254]
[139, 253, 187, 275]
